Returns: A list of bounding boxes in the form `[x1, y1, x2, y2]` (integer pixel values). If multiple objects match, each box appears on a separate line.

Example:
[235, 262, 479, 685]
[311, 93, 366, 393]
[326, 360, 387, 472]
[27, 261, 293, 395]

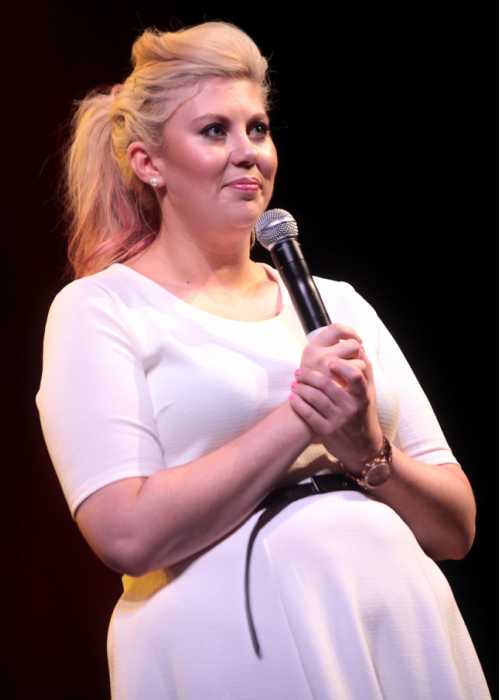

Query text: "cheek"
[187, 146, 224, 173]
[262, 143, 278, 180]
[167, 143, 224, 182]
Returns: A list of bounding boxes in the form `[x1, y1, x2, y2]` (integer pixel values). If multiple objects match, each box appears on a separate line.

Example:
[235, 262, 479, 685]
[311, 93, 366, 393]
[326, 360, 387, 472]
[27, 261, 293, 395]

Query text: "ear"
[127, 141, 165, 188]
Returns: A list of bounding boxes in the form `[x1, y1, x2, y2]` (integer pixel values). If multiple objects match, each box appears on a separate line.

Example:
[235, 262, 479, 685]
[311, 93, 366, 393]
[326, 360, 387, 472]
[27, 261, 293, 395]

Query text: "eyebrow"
[191, 112, 269, 125]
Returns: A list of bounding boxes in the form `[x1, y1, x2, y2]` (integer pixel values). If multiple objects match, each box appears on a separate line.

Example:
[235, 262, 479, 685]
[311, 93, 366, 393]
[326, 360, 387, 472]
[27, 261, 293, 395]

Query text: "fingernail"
[294, 368, 302, 377]
[291, 381, 298, 390]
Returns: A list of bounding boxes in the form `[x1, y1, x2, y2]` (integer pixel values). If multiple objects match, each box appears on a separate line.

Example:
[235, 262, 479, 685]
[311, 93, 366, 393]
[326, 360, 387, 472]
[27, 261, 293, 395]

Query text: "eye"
[200, 123, 227, 139]
[199, 120, 271, 140]
[250, 121, 271, 138]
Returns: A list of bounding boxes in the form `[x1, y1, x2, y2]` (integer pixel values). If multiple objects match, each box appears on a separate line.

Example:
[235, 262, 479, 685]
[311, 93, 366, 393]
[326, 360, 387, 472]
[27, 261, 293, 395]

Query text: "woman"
[36, 21, 490, 699]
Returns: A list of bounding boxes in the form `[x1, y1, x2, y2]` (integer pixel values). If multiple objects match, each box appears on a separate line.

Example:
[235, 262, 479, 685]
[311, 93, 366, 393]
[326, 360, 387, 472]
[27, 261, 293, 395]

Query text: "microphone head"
[255, 208, 299, 251]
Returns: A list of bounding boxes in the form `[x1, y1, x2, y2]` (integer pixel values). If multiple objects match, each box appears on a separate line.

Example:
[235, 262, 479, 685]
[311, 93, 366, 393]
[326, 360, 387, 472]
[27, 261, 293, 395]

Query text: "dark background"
[8, 2, 498, 698]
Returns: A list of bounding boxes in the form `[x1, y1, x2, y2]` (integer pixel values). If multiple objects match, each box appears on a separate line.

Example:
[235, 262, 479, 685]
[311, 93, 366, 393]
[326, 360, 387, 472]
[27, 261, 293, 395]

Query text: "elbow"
[450, 502, 477, 560]
[98, 527, 184, 576]
[80, 520, 178, 577]
[75, 480, 163, 577]
[431, 521, 476, 562]
[450, 522, 476, 560]
[77, 515, 154, 576]
[77, 515, 149, 576]
[445, 468, 477, 560]
[96, 536, 153, 577]
[431, 485, 477, 561]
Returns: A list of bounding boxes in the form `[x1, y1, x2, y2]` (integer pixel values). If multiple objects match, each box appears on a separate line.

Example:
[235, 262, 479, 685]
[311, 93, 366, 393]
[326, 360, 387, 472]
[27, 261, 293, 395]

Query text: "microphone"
[255, 209, 330, 336]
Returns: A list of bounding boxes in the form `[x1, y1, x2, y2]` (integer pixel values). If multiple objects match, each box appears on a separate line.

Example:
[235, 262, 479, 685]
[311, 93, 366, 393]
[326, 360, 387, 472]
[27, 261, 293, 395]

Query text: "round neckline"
[110, 261, 290, 326]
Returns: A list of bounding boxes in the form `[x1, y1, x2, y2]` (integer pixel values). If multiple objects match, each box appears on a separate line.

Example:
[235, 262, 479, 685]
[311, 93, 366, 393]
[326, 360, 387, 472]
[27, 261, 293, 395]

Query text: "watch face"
[366, 463, 391, 487]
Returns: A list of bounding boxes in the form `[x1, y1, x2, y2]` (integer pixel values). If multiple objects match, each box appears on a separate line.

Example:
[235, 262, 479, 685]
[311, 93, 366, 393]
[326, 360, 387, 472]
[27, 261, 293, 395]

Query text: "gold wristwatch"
[339, 437, 393, 490]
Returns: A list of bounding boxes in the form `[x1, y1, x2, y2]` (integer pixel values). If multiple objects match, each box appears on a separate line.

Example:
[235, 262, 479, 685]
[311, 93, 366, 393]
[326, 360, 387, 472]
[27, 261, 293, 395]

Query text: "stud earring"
[149, 176, 161, 188]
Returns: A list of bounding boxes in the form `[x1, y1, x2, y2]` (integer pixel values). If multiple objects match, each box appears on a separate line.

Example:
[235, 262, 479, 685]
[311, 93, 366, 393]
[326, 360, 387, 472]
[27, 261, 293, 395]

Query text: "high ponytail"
[64, 22, 271, 279]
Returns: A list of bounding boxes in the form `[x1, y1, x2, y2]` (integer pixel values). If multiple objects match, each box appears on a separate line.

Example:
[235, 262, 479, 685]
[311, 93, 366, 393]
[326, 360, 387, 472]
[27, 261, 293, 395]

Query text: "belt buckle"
[309, 476, 322, 494]
[309, 474, 356, 494]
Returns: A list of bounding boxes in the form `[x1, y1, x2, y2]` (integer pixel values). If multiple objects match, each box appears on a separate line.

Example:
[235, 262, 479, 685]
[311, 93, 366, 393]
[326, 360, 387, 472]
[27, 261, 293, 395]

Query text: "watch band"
[337, 437, 393, 490]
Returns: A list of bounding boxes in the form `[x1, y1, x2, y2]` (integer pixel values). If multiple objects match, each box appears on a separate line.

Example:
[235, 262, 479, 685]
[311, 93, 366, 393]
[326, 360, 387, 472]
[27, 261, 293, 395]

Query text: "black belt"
[246, 472, 366, 657]
[255, 472, 365, 513]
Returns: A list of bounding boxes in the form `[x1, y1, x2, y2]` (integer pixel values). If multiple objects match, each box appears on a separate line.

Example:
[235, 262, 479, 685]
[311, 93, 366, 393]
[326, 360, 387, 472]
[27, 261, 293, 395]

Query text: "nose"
[229, 131, 258, 168]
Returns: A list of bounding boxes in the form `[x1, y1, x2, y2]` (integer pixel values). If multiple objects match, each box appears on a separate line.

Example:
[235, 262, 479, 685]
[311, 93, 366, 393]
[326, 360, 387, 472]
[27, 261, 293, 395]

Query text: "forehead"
[168, 78, 267, 123]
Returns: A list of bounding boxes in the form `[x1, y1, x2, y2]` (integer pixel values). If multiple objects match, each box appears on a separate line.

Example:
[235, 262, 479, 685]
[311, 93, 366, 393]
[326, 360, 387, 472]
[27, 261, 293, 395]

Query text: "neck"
[133, 222, 260, 290]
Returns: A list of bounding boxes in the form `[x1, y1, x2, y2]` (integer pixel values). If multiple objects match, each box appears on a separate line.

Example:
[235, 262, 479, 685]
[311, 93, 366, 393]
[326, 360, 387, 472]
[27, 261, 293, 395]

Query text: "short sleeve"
[373, 305, 461, 467]
[319, 278, 461, 468]
[35, 280, 165, 518]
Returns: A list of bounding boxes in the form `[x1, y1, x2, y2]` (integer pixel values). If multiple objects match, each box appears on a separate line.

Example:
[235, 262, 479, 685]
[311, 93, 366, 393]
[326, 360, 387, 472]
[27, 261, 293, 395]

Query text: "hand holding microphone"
[255, 209, 384, 472]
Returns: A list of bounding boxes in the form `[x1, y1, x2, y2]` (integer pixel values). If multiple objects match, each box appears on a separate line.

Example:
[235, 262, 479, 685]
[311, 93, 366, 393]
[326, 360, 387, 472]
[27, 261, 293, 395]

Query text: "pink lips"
[226, 177, 261, 190]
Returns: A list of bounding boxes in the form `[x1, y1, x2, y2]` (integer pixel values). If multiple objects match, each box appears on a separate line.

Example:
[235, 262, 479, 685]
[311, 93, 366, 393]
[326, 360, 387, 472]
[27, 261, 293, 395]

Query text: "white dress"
[35, 262, 491, 699]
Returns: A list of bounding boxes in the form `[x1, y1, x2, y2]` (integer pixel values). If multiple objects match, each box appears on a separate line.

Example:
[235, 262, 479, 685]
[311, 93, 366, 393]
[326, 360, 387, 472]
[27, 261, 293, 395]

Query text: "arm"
[76, 402, 311, 576]
[363, 451, 475, 561]
[289, 324, 476, 561]
[37, 281, 312, 577]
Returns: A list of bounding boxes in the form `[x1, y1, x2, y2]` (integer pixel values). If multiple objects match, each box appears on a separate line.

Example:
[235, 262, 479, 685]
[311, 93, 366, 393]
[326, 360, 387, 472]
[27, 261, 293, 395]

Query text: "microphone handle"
[270, 238, 331, 335]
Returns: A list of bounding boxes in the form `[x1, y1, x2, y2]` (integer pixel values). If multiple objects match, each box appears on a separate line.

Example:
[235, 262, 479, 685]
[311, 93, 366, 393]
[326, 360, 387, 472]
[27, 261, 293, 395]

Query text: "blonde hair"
[64, 22, 271, 279]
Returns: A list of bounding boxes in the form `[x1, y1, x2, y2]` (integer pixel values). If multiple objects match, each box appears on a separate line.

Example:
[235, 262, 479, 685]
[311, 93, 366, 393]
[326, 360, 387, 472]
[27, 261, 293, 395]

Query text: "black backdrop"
[8, 2, 498, 698]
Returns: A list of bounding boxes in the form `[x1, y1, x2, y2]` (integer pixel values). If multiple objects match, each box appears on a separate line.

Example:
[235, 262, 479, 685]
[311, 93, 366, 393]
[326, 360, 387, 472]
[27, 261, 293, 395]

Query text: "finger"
[331, 357, 368, 376]
[288, 391, 335, 435]
[295, 367, 346, 401]
[303, 342, 364, 376]
[291, 381, 336, 420]
[332, 338, 364, 360]
[309, 323, 363, 349]
[328, 358, 369, 398]
[297, 358, 368, 391]
[357, 345, 374, 381]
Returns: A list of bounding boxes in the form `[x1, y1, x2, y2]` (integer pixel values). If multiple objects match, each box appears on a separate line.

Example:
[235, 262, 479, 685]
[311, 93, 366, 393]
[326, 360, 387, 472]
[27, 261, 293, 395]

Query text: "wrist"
[281, 401, 314, 445]
[337, 436, 393, 490]
[325, 432, 384, 475]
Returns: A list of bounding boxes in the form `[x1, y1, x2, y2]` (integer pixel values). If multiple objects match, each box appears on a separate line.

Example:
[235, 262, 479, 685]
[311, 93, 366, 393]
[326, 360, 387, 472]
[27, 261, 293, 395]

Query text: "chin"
[221, 211, 262, 233]
[211, 196, 270, 234]
[238, 198, 268, 223]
